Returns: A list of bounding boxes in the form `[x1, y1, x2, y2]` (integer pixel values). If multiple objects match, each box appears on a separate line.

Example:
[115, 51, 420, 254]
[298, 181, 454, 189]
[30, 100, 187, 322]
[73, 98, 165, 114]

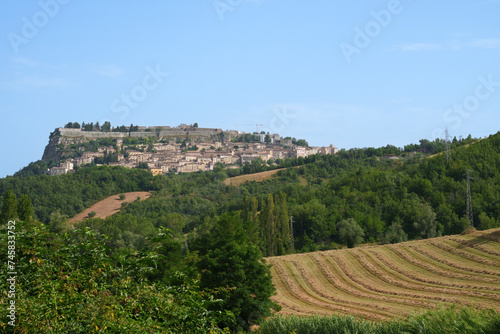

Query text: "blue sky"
[1, 0, 499, 177]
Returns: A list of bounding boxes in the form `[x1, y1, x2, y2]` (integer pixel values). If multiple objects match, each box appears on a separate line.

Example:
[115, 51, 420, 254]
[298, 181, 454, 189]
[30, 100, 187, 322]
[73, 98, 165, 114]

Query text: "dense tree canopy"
[0, 220, 231, 332]
[1, 166, 154, 223]
[191, 213, 279, 331]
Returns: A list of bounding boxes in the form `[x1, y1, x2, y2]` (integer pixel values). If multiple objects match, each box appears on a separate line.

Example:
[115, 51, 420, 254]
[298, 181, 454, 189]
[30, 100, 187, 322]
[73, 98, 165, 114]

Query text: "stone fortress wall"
[57, 127, 224, 140]
[43, 126, 231, 162]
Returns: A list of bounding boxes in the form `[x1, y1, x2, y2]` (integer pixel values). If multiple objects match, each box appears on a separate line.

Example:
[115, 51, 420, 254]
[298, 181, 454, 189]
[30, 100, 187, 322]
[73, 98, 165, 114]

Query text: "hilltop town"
[42, 123, 338, 175]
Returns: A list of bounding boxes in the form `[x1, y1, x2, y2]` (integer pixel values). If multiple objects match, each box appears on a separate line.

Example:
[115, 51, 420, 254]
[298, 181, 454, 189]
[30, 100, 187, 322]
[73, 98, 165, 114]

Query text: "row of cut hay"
[300, 255, 425, 312]
[271, 259, 385, 320]
[271, 261, 362, 318]
[268, 229, 500, 319]
[349, 248, 500, 308]
[309, 253, 435, 309]
[428, 239, 500, 267]
[384, 245, 500, 304]
[447, 236, 500, 257]
[327, 251, 472, 313]
[390, 243, 500, 279]
[476, 229, 500, 242]
[336, 250, 491, 308]
[288, 258, 396, 319]
[351, 250, 483, 297]
[269, 260, 326, 314]
[440, 236, 500, 260]
[386, 245, 500, 291]
[374, 245, 499, 288]
[270, 260, 344, 315]
[367, 248, 500, 292]
[326, 251, 440, 303]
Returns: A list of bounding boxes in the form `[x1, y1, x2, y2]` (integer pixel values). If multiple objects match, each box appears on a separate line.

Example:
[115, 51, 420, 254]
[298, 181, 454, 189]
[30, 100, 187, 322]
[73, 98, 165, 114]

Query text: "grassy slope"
[267, 228, 500, 321]
[223, 166, 306, 186]
[223, 168, 286, 186]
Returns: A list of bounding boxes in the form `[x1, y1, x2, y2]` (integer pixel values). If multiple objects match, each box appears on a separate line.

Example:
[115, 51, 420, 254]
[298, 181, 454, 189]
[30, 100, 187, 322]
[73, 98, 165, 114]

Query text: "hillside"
[39, 124, 320, 176]
[223, 168, 285, 186]
[69, 191, 151, 223]
[4, 132, 500, 254]
[0, 166, 154, 223]
[267, 228, 500, 321]
[3, 131, 500, 331]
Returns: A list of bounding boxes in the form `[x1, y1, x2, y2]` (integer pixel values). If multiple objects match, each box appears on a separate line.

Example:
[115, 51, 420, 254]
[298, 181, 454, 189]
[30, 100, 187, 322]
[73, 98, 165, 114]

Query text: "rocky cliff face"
[41, 126, 235, 163]
[42, 130, 62, 162]
[41, 128, 97, 162]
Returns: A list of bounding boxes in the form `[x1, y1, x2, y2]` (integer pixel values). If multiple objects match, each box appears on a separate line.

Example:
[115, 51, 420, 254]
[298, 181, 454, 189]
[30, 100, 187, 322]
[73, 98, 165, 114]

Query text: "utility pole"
[289, 215, 294, 251]
[466, 169, 473, 228]
[444, 127, 451, 163]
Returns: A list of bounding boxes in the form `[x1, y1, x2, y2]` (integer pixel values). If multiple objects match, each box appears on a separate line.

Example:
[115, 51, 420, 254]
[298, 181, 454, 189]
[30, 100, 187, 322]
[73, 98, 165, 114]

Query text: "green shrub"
[0, 220, 232, 333]
[258, 306, 500, 334]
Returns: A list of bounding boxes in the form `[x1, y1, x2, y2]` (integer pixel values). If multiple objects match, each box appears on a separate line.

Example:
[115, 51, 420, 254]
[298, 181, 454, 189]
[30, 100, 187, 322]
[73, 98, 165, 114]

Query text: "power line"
[444, 127, 451, 163]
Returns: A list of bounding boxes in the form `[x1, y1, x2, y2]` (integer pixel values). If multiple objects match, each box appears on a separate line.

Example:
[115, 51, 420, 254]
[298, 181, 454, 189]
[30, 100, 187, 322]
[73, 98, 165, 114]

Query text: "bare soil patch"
[69, 191, 152, 223]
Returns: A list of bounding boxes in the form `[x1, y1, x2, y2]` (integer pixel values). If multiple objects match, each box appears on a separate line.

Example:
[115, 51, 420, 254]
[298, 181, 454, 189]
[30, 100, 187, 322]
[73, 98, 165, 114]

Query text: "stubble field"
[267, 228, 500, 321]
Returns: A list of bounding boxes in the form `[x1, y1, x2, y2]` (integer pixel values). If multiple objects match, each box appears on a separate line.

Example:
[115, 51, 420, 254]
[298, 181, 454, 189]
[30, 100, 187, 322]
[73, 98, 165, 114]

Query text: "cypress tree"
[274, 192, 290, 256]
[241, 196, 259, 245]
[1, 190, 18, 222]
[258, 198, 267, 255]
[264, 194, 275, 256]
[18, 194, 34, 221]
[250, 197, 259, 227]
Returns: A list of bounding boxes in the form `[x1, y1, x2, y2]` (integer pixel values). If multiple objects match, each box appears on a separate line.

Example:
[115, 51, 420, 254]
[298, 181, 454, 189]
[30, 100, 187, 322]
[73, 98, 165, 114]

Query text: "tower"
[444, 127, 451, 162]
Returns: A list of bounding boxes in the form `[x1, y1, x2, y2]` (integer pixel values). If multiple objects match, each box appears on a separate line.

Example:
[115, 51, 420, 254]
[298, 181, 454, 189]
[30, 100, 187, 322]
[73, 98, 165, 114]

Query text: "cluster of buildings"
[45, 125, 338, 176]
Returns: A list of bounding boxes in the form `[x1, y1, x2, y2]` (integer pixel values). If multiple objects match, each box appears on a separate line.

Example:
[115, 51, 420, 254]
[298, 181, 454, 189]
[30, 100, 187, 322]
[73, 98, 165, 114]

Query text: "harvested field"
[69, 191, 152, 223]
[267, 228, 500, 321]
[223, 166, 305, 186]
[223, 169, 284, 186]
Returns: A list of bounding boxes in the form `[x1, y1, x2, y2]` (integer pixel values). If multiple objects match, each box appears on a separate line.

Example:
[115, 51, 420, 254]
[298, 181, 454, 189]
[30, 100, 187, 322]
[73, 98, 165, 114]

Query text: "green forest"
[1, 132, 500, 332]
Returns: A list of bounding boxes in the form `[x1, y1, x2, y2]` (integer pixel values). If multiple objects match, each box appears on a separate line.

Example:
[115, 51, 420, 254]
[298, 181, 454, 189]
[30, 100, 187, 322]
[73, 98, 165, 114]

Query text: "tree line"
[64, 121, 140, 133]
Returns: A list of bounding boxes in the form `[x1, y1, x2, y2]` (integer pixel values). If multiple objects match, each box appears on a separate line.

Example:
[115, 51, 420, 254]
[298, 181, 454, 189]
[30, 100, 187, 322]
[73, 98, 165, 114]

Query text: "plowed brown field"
[69, 191, 152, 223]
[267, 228, 500, 321]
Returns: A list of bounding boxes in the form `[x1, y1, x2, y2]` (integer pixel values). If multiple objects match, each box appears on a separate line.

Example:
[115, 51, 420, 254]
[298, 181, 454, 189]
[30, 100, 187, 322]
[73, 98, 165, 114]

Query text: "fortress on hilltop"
[41, 123, 338, 175]
[56, 124, 226, 140]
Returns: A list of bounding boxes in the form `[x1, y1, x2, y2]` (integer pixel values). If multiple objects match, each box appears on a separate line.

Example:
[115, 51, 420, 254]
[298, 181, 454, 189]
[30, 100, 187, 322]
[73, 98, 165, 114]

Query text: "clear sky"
[1, 0, 499, 177]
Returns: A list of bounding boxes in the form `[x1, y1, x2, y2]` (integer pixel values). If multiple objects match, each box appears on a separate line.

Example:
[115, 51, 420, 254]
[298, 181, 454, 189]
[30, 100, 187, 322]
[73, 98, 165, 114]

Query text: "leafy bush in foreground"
[258, 305, 500, 334]
[0, 220, 232, 333]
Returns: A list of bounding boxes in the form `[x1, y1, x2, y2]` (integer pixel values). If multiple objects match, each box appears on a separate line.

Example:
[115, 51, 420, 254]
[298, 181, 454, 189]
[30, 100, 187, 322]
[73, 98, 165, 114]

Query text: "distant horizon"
[4, 125, 498, 179]
[1, 1, 499, 177]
